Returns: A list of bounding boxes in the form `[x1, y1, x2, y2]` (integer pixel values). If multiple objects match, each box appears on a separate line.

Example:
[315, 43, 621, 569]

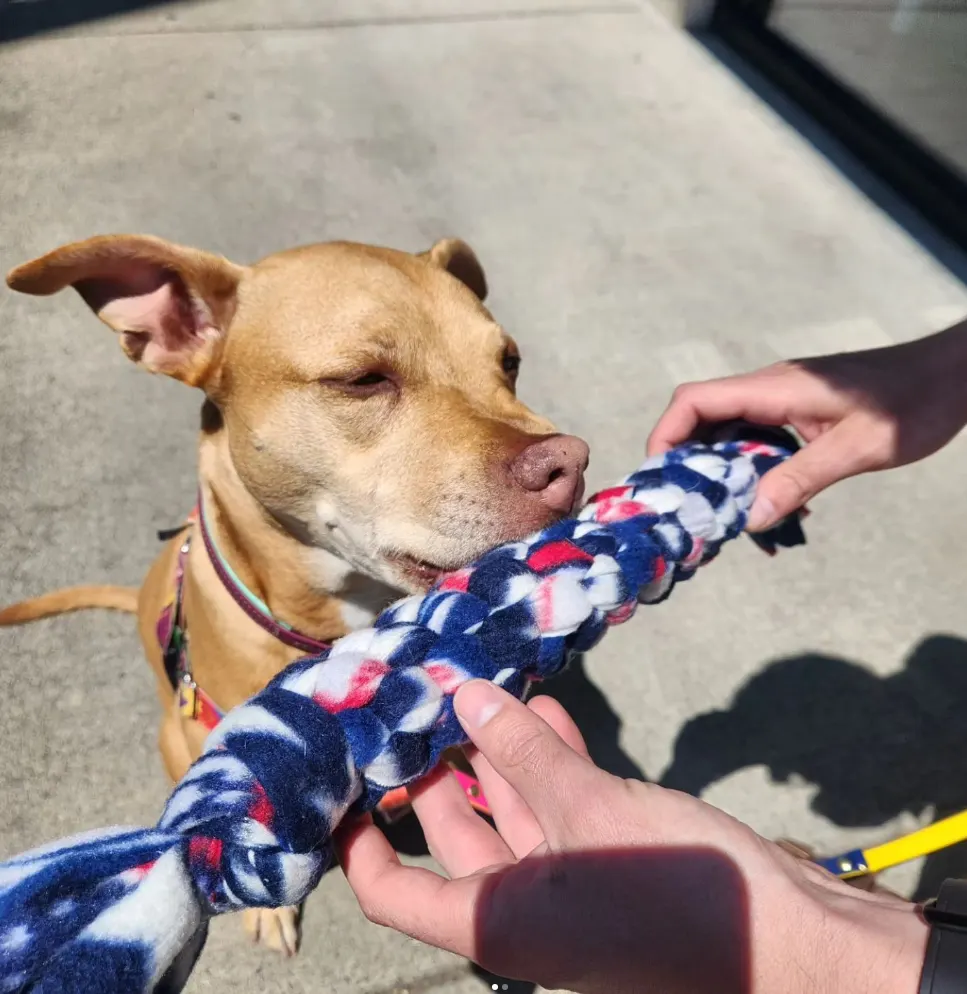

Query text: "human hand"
[337, 680, 927, 994]
[648, 320, 967, 530]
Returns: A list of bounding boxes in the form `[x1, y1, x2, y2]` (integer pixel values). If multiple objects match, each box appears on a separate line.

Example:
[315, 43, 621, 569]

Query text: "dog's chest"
[303, 546, 382, 631]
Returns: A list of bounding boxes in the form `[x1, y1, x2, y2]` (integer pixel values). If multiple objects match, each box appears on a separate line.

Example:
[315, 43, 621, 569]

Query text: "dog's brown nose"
[510, 434, 590, 513]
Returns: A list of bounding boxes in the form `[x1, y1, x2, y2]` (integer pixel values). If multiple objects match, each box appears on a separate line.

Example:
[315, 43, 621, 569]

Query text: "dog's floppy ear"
[423, 238, 488, 302]
[6, 234, 245, 387]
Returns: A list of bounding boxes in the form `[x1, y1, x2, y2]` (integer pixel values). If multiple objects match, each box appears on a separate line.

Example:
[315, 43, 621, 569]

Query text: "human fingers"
[646, 371, 802, 455]
[526, 695, 592, 759]
[747, 416, 886, 529]
[335, 814, 483, 958]
[407, 762, 513, 876]
[454, 681, 604, 846]
[469, 694, 592, 858]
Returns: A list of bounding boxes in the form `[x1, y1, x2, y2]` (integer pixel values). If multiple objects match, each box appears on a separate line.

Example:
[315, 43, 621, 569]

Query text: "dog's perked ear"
[422, 237, 488, 301]
[6, 235, 245, 387]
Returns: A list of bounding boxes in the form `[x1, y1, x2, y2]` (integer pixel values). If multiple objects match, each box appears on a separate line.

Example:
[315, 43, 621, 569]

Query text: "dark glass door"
[769, 0, 967, 181]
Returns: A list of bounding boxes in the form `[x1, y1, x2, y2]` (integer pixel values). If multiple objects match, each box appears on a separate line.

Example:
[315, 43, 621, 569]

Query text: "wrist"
[811, 879, 928, 994]
[752, 850, 928, 994]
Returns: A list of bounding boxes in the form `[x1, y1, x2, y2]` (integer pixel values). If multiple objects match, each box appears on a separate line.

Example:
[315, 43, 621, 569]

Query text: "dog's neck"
[195, 433, 401, 645]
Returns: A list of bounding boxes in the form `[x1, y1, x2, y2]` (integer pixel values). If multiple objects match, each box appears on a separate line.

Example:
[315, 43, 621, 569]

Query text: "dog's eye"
[323, 371, 396, 397]
[350, 372, 388, 388]
[501, 351, 521, 379]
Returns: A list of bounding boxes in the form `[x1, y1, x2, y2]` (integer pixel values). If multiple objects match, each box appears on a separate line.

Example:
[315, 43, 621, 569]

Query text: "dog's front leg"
[242, 905, 303, 957]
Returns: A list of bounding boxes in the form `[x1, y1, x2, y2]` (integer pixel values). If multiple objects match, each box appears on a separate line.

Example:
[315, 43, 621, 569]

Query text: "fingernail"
[454, 680, 505, 730]
[747, 495, 776, 532]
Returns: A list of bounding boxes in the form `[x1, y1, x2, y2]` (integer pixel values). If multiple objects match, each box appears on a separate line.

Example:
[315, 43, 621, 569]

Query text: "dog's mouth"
[384, 508, 577, 592]
[385, 551, 453, 590]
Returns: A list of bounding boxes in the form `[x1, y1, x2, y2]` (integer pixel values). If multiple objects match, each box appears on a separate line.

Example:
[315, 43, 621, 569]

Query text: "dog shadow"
[658, 634, 967, 900]
[377, 654, 645, 992]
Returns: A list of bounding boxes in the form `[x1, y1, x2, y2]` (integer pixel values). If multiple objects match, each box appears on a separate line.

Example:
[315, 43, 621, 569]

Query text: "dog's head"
[7, 235, 588, 591]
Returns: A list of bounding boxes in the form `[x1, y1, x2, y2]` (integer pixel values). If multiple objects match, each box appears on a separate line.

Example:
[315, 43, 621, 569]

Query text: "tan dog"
[0, 234, 589, 955]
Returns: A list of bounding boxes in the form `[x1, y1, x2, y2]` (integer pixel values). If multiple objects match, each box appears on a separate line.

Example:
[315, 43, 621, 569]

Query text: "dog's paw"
[242, 905, 302, 956]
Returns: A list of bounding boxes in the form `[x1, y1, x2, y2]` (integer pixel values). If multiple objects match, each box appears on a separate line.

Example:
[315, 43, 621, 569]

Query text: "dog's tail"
[0, 586, 139, 625]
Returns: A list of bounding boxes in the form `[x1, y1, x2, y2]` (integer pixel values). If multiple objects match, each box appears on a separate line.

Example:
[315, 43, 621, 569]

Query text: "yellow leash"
[818, 809, 967, 880]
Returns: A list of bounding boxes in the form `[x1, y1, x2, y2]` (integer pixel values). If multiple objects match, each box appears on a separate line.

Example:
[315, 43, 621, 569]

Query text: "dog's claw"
[242, 905, 302, 956]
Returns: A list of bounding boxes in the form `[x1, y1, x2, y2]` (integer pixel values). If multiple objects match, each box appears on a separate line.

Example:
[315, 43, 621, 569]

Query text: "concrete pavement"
[2, 1, 967, 991]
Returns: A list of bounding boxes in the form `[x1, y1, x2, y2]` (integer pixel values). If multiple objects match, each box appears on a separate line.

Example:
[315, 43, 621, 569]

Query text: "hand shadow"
[351, 847, 752, 994]
[658, 634, 967, 901]
[471, 846, 750, 993]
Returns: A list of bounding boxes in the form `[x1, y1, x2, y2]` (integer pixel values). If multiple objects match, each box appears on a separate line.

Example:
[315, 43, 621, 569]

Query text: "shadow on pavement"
[0, 0, 185, 43]
[659, 633, 967, 900]
[535, 653, 647, 782]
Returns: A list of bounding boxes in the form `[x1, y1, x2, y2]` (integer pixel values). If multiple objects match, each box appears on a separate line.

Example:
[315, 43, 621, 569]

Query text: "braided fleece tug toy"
[0, 425, 804, 994]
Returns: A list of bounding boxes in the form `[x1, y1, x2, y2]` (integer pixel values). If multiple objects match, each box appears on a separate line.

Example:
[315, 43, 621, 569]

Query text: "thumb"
[453, 680, 601, 837]
[747, 422, 864, 530]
